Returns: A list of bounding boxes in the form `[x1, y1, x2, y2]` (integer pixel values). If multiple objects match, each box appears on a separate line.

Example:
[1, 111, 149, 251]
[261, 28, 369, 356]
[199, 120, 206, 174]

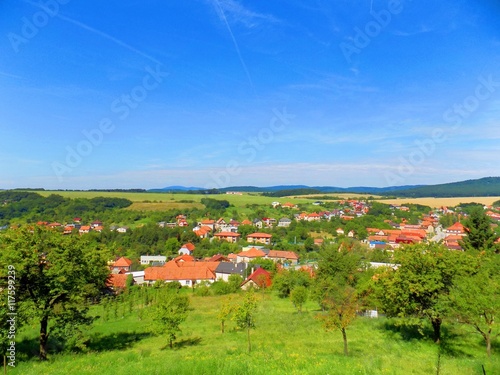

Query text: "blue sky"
[1, 0, 499, 189]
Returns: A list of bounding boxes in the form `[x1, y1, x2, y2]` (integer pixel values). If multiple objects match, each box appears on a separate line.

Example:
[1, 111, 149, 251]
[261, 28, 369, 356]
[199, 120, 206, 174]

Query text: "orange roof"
[113, 257, 133, 267]
[182, 243, 196, 251]
[247, 232, 272, 238]
[242, 268, 272, 288]
[238, 247, 267, 258]
[214, 232, 241, 237]
[241, 219, 253, 225]
[146, 261, 219, 281]
[107, 273, 128, 289]
[227, 253, 237, 260]
[174, 254, 195, 262]
[201, 219, 215, 224]
[267, 250, 299, 260]
[80, 226, 91, 231]
[446, 222, 465, 232]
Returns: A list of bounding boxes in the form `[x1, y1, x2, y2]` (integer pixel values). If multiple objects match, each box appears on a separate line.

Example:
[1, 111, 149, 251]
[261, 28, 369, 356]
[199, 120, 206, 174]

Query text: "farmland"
[31, 190, 500, 211]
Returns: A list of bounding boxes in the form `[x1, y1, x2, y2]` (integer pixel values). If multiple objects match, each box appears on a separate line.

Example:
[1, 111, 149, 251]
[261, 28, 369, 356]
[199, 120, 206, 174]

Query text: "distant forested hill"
[393, 177, 500, 197]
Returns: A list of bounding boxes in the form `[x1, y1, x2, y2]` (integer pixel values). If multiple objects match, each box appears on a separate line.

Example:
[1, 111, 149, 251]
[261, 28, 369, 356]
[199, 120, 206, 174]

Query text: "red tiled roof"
[241, 219, 253, 225]
[242, 268, 272, 288]
[238, 247, 267, 258]
[107, 273, 128, 289]
[145, 261, 219, 282]
[214, 232, 241, 237]
[267, 250, 299, 260]
[182, 243, 196, 251]
[174, 254, 195, 262]
[247, 232, 272, 238]
[446, 222, 465, 232]
[113, 257, 133, 267]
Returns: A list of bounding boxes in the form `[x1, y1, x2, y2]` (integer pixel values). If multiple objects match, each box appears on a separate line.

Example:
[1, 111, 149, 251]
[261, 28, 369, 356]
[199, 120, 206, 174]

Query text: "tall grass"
[7, 291, 499, 375]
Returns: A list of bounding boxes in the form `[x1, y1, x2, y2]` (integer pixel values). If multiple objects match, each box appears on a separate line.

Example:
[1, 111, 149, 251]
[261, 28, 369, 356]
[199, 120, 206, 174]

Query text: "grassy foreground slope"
[11, 293, 498, 375]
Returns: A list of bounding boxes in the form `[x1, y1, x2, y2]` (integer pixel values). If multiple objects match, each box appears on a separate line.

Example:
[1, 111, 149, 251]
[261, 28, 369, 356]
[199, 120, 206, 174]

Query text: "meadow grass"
[9, 292, 498, 375]
[34, 190, 500, 211]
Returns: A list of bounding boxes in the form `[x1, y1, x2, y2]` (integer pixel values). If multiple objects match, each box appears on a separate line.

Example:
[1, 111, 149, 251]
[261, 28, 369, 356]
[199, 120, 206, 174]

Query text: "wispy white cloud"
[211, 0, 279, 29]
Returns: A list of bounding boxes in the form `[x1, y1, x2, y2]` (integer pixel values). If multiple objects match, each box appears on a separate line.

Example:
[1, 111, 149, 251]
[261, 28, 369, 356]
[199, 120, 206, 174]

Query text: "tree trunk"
[486, 335, 491, 358]
[169, 337, 173, 349]
[39, 315, 49, 360]
[221, 320, 225, 334]
[431, 318, 441, 344]
[341, 327, 348, 356]
[247, 326, 251, 353]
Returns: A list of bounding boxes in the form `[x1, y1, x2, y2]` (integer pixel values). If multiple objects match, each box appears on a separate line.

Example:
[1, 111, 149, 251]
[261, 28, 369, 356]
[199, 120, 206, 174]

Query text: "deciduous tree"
[149, 289, 190, 349]
[376, 243, 465, 343]
[0, 226, 110, 360]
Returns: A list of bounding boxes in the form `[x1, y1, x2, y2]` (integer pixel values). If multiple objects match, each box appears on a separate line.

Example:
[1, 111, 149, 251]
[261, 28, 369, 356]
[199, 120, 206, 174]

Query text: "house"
[79, 225, 91, 235]
[111, 257, 133, 273]
[241, 268, 272, 290]
[91, 220, 103, 228]
[140, 255, 167, 265]
[240, 219, 253, 226]
[116, 226, 129, 233]
[445, 222, 466, 235]
[178, 243, 196, 255]
[277, 218, 292, 227]
[174, 254, 195, 262]
[198, 219, 215, 230]
[227, 253, 238, 263]
[252, 219, 263, 229]
[214, 231, 241, 243]
[266, 250, 299, 265]
[144, 260, 220, 287]
[282, 202, 298, 209]
[207, 254, 230, 262]
[106, 273, 130, 292]
[307, 213, 321, 221]
[126, 271, 145, 285]
[247, 232, 272, 245]
[237, 247, 267, 263]
[215, 262, 247, 281]
[336, 228, 345, 236]
[193, 226, 211, 239]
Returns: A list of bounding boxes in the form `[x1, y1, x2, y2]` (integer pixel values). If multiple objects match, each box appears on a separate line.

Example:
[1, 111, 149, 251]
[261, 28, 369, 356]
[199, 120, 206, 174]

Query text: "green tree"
[290, 285, 308, 313]
[376, 243, 465, 343]
[149, 290, 190, 349]
[460, 206, 496, 252]
[447, 253, 500, 357]
[316, 285, 358, 356]
[0, 226, 110, 360]
[234, 291, 258, 353]
[217, 295, 235, 333]
[314, 245, 363, 355]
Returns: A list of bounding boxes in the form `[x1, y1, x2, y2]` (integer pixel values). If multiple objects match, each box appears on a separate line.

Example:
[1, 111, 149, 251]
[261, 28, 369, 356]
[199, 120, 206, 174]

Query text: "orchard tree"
[314, 245, 363, 355]
[217, 295, 235, 334]
[149, 289, 190, 349]
[316, 285, 358, 356]
[376, 243, 465, 343]
[234, 291, 258, 353]
[0, 226, 110, 360]
[448, 253, 500, 357]
[290, 285, 308, 313]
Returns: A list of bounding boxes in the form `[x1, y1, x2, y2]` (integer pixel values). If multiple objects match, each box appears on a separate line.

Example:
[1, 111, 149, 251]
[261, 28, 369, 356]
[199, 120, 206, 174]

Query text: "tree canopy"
[0, 226, 110, 359]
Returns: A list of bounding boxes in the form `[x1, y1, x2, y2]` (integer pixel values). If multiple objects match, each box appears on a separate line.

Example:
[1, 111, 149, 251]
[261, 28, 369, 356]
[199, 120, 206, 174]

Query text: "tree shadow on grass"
[88, 331, 152, 352]
[380, 319, 473, 357]
[160, 336, 202, 351]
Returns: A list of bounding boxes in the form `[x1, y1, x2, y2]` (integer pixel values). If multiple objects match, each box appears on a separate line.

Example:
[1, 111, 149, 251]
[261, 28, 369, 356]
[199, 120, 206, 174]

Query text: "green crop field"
[34, 191, 314, 209]
[10, 291, 498, 375]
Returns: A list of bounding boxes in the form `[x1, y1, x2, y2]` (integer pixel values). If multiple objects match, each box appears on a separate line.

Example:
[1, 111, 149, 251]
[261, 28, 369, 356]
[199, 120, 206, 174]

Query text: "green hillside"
[393, 177, 500, 198]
